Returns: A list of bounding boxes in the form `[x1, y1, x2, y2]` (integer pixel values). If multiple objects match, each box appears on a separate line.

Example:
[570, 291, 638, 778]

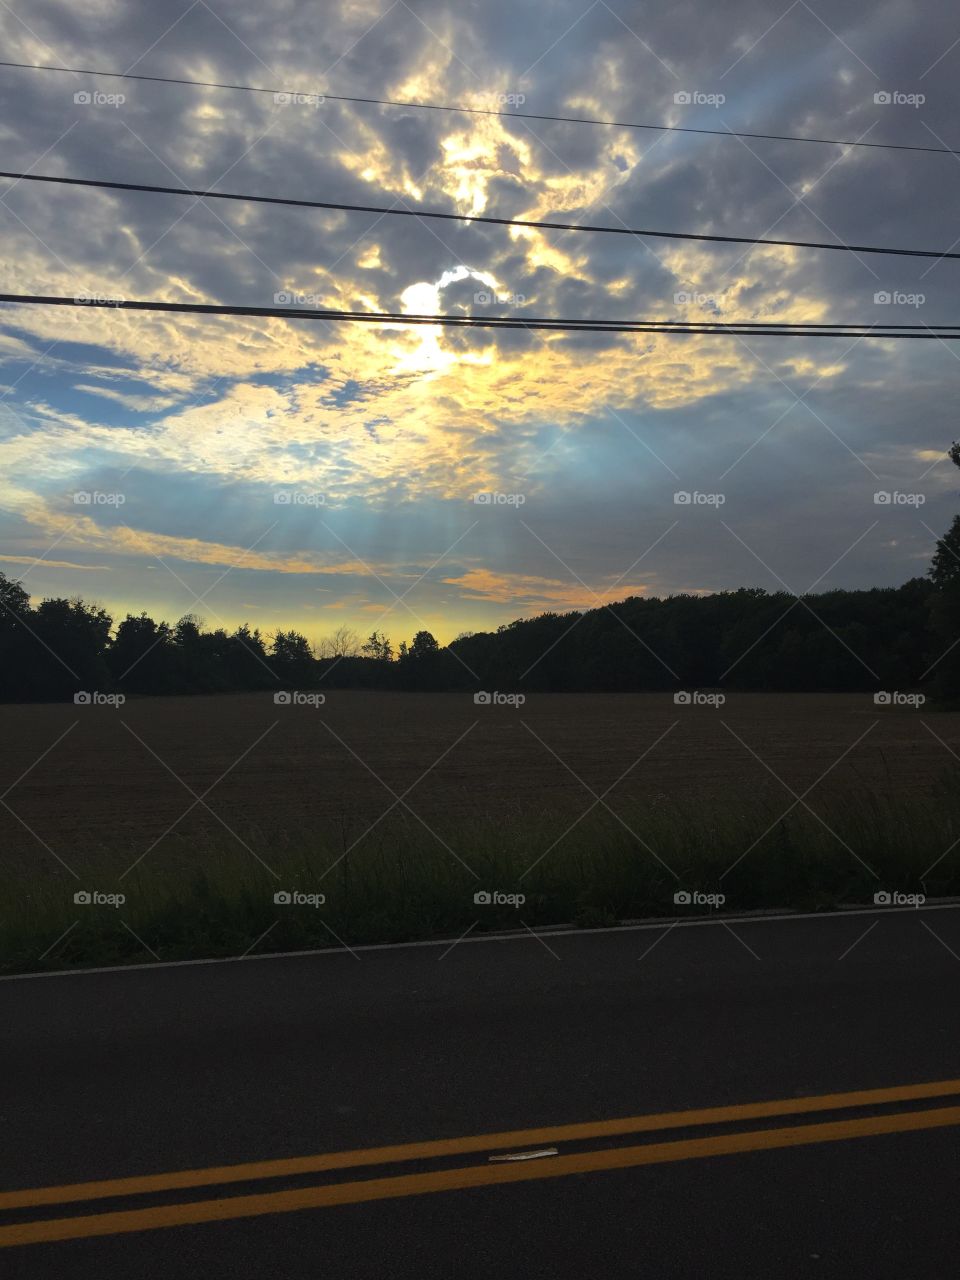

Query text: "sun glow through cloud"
[0, 0, 955, 646]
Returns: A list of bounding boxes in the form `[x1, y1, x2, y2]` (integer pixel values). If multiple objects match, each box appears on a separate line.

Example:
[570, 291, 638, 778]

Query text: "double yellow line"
[3, 1077, 960, 1247]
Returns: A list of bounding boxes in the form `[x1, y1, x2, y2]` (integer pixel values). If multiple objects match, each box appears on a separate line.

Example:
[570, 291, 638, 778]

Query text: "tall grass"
[3, 776, 959, 973]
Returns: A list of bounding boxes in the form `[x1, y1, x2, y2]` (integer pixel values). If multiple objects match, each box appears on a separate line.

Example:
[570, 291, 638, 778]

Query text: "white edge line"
[2, 900, 958, 982]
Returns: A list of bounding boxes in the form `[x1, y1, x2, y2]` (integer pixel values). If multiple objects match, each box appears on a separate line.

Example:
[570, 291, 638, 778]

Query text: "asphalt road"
[2, 905, 960, 1277]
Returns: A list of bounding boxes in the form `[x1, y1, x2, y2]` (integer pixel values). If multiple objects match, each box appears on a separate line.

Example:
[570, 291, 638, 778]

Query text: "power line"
[0, 58, 957, 159]
[2, 169, 958, 263]
[1, 292, 957, 338]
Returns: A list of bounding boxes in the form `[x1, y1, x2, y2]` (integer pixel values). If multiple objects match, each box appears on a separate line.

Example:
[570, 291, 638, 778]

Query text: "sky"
[1, 0, 959, 646]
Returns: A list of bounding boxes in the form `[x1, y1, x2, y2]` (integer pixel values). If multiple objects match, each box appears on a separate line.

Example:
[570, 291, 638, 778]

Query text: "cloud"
[442, 566, 651, 608]
[0, 0, 957, 639]
[0, 554, 111, 570]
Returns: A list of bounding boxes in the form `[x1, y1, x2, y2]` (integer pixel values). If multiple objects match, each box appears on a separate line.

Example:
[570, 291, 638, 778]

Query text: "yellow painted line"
[3, 1075, 960, 1213]
[4, 1103, 960, 1248]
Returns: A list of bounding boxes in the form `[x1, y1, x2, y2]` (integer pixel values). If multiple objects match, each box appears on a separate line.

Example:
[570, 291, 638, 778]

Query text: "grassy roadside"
[3, 772, 959, 974]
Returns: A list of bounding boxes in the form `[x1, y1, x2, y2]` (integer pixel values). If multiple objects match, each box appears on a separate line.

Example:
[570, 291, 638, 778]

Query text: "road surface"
[2, 905, 960, 1277]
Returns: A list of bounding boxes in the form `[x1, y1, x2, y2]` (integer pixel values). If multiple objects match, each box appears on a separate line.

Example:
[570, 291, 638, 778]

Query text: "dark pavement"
[2, 905, 960, 1277]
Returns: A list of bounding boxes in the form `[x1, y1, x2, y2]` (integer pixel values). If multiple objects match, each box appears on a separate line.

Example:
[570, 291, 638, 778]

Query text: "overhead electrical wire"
[0, 58, 956, 158]
[0, 293, 957, 339]
[1, 168, 957, 263]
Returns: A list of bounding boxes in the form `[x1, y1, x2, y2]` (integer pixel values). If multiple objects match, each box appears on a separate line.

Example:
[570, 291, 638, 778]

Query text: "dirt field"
[1, 691, 957, 878]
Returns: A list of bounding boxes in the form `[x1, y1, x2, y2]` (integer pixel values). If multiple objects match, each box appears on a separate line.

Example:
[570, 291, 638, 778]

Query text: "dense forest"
[3, 446, 959, 704]
[0, 574, 955, 703]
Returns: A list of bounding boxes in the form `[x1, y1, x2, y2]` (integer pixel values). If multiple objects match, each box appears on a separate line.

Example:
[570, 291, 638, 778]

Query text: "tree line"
[1, 575, 954, 702]
[2, 444, 959, 703]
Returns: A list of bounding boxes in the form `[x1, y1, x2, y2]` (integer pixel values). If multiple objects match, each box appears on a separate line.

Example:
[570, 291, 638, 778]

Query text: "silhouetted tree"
[317, 625, 361, 659]
[172, 614, 206, 691]
[25, 597, 111, 700]
[411, 630, 439, 657]
[109, 613, 174, 695]
[398, 630, 466, 690]
[928, 441, 960, 702]
[0, 572, 33, 701]
[223, 624, 274, 691]
[271, 630, 315, 686]
[361, 631, 393, 662]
